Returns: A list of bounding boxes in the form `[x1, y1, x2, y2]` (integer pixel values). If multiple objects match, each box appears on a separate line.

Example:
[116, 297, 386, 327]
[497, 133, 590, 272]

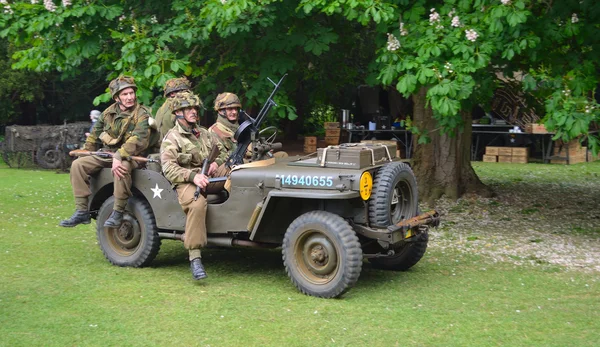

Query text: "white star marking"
[151, 183, 164, 199]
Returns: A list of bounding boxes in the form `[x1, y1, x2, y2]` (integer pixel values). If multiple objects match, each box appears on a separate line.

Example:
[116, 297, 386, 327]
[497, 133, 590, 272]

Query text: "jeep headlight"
[359, 171, 373, 200]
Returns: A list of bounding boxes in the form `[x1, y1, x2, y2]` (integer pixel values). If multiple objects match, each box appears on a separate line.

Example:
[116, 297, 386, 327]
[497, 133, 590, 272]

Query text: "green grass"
[1, 162, 599, 346]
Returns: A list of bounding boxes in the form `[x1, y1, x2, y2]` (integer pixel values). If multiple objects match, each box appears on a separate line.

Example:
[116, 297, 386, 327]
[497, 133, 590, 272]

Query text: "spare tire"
[36, 142, 64, 169]
[368, 162, 418, 227]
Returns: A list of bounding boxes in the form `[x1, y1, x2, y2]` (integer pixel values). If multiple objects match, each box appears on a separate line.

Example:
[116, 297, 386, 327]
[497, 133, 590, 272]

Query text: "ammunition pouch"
[99, 132, 121, 146]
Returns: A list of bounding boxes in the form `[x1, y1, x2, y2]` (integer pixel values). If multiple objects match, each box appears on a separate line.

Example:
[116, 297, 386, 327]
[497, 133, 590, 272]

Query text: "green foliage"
[302, 0, 600, 153]
[0, 0, 377, 127]
[1, 0, 599, 150]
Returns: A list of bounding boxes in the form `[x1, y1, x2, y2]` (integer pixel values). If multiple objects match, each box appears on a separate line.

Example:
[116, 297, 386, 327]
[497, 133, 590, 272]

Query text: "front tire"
[282, 211, 362, 298]
[368, 162, 418, 227]
[96, 196, 161, 267]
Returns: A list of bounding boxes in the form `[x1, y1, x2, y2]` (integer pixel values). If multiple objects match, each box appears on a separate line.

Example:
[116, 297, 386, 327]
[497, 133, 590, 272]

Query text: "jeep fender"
[90, 168, 185, 230]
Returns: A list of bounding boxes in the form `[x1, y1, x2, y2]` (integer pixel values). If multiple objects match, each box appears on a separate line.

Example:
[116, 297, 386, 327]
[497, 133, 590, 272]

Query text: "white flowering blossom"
[118, 15, 126, 22]
[444, 62, 454, 74]
[584, 104, 594, 114]
[465, 29, 479, 42]
[501, 0, 511, 5]
[220, 0, 227, 4]
[62, 0, 71, 6]
[3, 4, 12, 14]
[150, 15, 158, 24]
[562, 89, 571, 97]
[571, 13, 579, 23]
[448, 8, 456, 17]
[451, 16, 461, 28]
[429, 8, 441, 25]
[386, 33, 400, 51]
[31, 0, 38, 4]
[399, 22, 407, 36]
[44, 0, 57, 12]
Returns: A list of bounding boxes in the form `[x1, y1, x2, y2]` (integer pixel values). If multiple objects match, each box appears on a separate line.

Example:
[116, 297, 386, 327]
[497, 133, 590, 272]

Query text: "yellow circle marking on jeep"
[359, 171, 373, 200]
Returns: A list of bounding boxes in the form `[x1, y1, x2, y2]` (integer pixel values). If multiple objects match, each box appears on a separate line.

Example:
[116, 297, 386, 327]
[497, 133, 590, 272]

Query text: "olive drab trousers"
[177, 163, 229, 251]
[70, 155, 138, 212]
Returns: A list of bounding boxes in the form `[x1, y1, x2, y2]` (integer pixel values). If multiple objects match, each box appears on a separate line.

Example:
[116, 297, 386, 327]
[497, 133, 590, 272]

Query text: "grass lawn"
[0, 162, 598, 346]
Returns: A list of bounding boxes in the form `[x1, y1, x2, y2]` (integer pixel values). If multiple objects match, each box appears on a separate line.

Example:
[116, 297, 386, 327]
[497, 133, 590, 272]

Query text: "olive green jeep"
[84, 76, 439, 298]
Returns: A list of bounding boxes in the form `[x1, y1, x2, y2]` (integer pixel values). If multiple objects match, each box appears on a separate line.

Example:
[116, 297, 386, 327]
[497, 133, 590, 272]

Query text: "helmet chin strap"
[219, 109, 238, 124]
[116, 96, 136, 112]
[176, 113, 195, 127]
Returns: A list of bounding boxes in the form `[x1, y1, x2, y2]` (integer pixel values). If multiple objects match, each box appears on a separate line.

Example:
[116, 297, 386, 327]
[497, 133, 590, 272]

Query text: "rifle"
[69, 149, 158, 163]
[194, 144, 222, 201]
[226, 74, 287, 167]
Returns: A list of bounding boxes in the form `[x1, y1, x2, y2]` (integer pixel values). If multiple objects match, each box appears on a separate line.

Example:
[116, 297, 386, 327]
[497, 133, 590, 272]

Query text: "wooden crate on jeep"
[316, 143, 396, 169]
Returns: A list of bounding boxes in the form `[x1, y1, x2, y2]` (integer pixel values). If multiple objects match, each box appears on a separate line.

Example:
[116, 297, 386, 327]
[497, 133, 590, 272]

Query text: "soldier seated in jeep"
[160, 91, 227, 280]
[60, 76, 153, 228]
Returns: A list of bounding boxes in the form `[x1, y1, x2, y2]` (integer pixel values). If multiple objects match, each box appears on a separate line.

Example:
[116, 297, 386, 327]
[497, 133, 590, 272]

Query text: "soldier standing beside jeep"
[60, 76, 153, 228]
[160, 91, 227, 280]
[155, 77, 192, 140]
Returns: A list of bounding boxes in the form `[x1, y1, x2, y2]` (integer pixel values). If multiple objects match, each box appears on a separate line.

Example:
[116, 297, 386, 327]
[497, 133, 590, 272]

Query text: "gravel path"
[427, 170, 600, 273]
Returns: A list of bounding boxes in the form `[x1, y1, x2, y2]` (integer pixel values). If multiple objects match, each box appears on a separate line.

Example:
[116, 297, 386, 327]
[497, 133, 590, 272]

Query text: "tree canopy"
[1, 0, 599, 199]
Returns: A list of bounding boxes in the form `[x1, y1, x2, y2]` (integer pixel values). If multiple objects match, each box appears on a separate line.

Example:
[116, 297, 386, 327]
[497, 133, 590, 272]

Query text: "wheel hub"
[300, 233, 338, 277]
[106, 213, 141, 254]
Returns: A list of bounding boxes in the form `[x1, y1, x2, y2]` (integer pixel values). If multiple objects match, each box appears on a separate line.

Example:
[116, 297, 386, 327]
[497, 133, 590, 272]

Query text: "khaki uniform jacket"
[160, 122, 225, 186]
[155, 98, 176, 140]
[84, 103, 152, 161]
[208, 120, 238, 165]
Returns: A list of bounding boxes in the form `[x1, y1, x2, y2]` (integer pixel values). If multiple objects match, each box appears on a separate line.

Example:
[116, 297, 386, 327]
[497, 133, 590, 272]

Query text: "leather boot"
[59, 210, 91, 227]
[190, 258, 207, 280]
[104, 210, 124, 228]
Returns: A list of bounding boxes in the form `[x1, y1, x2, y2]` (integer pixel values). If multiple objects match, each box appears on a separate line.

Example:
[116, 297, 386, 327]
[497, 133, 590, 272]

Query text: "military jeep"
[85, 134, 439, 298]
[84, 76, 439, 298]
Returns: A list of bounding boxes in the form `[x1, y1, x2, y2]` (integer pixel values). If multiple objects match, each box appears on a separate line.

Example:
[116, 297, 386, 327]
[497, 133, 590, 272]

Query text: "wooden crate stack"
[304, 136, 317, 153]
[324, 122, 340, 146]
[483, 146, 529, 163]
[551, 140, 587, 164]
[524, 123, 548, 134]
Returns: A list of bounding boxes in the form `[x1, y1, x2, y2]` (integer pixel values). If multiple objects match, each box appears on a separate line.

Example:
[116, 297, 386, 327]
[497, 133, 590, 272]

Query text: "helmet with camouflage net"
[164, 77, 192, 97]
[109, 75, 137, 98]
[171, 91, 203, 114]
[213, 92, 242, 111]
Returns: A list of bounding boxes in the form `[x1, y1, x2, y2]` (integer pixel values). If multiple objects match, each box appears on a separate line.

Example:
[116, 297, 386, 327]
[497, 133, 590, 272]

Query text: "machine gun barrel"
[226, 74, 287, 167]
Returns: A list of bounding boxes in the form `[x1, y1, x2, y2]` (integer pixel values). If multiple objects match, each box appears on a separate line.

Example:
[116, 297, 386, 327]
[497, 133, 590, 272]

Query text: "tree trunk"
[411, 87, 492, 206]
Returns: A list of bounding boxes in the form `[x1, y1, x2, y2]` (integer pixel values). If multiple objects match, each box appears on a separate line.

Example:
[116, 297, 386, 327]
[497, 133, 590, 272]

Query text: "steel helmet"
[171, 91, 203, 114]
[164, 77, 192, 97]
[108, 75, 137, 98]
[213, 92, 242, 111]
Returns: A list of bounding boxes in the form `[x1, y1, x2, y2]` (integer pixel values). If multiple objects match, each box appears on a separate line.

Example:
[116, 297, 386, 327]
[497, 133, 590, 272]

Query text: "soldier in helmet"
[155, 77, 192, 140]
[209, 92, 287, 163]
[160, 91, 227, 280]
[60, 76, 153, 228]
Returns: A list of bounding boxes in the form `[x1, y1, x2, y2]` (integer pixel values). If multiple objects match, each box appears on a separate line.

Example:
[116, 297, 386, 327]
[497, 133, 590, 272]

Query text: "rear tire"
[282, 211, 362, 298]
[96, 196, 161, 267]
[368, 162, 418, 227]
[369, 229, 429, 271]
